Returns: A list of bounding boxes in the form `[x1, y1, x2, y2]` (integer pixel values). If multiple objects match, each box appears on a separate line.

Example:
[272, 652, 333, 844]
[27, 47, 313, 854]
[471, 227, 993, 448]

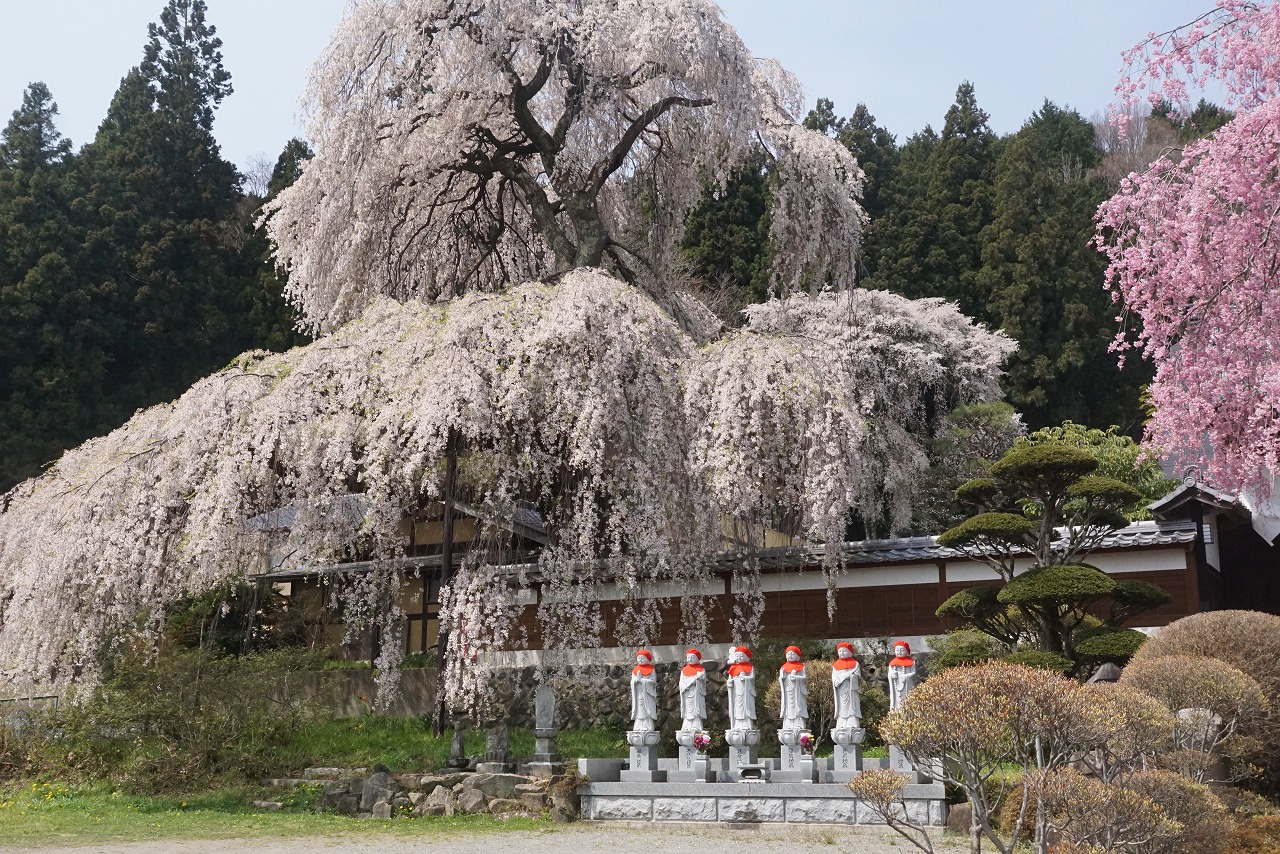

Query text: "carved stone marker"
[446, 719, 469, 770]
[526, 682, 563, 778]
[477, 722, 515, 773]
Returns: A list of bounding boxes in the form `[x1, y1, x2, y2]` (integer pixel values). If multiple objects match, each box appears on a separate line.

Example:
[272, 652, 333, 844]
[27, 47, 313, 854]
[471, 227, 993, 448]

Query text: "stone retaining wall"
[576, 759, 948, 827]
[578, 781, 947, 826]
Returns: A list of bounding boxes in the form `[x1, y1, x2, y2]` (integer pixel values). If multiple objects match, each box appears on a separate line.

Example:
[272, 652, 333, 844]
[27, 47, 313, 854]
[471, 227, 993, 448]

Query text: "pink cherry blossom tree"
[1097, 1, 1280, 496]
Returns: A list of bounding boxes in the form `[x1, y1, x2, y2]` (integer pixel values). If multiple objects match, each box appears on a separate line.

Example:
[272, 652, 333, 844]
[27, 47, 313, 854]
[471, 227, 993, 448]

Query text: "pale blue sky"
[0, 1, 1213, 173]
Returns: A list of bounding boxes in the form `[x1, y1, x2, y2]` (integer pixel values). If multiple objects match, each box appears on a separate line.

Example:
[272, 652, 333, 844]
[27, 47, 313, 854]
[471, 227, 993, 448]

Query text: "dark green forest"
[0, 2, 1229, 496]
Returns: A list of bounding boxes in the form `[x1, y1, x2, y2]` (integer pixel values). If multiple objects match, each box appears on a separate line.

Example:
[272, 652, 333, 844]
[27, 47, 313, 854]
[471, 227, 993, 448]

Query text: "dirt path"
[1, 824, 967, 854]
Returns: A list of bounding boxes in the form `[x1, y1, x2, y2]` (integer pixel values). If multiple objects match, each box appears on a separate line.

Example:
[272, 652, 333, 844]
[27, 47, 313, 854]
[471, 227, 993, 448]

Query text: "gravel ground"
[1, 824, 968, 854]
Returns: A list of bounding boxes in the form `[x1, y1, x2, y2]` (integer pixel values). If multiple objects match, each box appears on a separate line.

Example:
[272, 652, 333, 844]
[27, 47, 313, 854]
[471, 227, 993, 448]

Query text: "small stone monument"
[477, 721, 515, 773]
[526, 682, 563, 778]
[887, 640, 920, 781]
[446, 719, 469, 770]
[621, 649, 665, 782]
[828, 641, 865, 782]
[670, 648, 712, 782]
[724, 645, 765, 781]
[774, 645, 815, 783]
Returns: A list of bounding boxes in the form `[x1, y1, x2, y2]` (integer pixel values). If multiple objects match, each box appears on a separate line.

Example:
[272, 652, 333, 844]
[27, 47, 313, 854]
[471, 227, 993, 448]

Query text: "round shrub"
[1131, 611, 1280, 791]
[1122, 769, 1232, 854]
[938, 512, 1036, 548]
[1001, 650, 1074, 674]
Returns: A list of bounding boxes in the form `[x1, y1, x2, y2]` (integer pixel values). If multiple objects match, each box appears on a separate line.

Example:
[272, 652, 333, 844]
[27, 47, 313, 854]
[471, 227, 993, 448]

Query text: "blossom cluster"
[1098, 0, 1280, 495]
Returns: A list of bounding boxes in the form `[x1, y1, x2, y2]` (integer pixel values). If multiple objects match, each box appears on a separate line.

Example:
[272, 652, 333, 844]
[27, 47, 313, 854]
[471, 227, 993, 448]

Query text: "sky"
[0, 0, 1216, 174]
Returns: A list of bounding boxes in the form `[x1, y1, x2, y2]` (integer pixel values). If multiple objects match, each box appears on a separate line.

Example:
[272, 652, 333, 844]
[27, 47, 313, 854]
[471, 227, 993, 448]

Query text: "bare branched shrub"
[1082, 682, 1176, 783]
[1121, 654, 1269, 783]
[881, 661, 1112, 854]
[1122, 769, 1232, 854]
[1035, 767, 1178, 854]
[848, 768, 935, 854]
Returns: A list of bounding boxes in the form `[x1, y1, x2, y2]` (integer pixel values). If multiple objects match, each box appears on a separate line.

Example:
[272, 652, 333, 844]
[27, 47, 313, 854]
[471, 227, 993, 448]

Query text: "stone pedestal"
[526, 727, 564, 778]
[828, 726, 865, 782]
[888, 745, 919, 782]
[725, 728, 767, 782]
[621, 730, 666, 782]
[772, 730, 814, 783]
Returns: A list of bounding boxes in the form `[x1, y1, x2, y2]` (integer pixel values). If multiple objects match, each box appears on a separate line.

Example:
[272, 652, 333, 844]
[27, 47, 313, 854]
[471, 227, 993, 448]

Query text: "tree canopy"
[1097, 0, 1280, 496]
[265, 0, 865, 335]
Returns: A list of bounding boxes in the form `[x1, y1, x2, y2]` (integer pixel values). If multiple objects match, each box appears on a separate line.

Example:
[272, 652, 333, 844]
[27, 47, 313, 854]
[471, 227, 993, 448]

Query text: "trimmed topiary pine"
[1073, 626, 1148, 665]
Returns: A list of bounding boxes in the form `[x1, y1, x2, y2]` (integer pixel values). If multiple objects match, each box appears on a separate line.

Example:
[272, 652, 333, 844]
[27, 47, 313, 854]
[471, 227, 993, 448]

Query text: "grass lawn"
[0, 782, 546, 846]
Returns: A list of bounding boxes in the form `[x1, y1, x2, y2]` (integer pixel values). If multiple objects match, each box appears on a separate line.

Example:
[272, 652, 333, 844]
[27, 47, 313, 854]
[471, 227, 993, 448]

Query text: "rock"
[452, 783, 466, 794]
[371, 802, 393, 820]
[391, 796, 410, 810]
[946, 802, 973, 836]
[464, 773, 526, 800]
[336, 794, 359, 816]
[519, 792, 547, 812]
[417, 784, 455, 818]
[251, 800, 284, 811]
[456, 788, 488, 815]
[514, 783, 544, 795]
[414, 803, 447, 817]
[408, 791, 426, 805]
[438, 772, 470, 788]
[418, 776, 446, 795]
[488, 798, 528, 818]
[360, 768, 399, 811]
[345, 777, 365, 795]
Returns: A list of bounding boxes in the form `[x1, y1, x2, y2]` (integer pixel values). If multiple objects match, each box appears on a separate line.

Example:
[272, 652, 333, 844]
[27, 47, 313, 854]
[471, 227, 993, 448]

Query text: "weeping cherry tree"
[0, 0, 1014, 708]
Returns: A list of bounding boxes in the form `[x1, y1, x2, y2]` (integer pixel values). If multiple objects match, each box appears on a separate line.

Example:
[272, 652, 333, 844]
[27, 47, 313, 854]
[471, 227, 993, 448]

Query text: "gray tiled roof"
[713, 519, 1201, 571]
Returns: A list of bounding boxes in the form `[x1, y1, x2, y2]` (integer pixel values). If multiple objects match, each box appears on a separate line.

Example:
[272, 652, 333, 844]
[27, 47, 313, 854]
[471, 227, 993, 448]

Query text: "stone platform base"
[578, 779, 947, 826]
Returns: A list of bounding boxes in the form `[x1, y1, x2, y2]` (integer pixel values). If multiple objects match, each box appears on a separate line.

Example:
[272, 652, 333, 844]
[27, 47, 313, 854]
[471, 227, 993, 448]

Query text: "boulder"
[464, 773, 526, 800]
[408, 791, 426, 805]
[360, 768, 399, 811]
[519, 792, 547, 812]
[335, 794, 359, 816]
[456, 788, 488, 815]
[438, 772, 470, 788]
[371, 801, 393, 819]
[413, 785, 455, 818]
[414, 803, 447, 817]
[488, 798, 528, 818]
[946, 802, 973, 836]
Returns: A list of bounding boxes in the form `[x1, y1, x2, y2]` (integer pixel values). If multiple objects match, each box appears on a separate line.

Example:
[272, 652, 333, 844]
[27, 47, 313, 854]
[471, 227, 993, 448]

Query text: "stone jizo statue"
[778, 644, 808, 732]
[725, 645, 757, 732]
[831, 641, 863, 729]
[887, 640, 917, 711]
[630, 648, 658, 731]
[678, 647, 707, 732]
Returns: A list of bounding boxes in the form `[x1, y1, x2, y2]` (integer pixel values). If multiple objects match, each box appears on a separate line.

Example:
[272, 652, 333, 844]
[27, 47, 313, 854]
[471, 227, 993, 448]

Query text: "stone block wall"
[578, 780, 947, 826]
